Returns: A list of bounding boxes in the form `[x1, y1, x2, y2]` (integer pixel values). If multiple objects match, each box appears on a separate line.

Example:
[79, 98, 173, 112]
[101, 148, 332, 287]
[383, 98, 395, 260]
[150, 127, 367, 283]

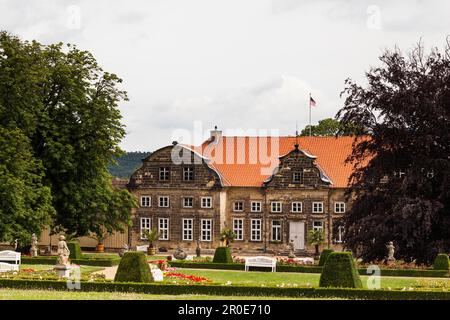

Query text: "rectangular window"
[251, 201, 262, 212]
[334, 202, 346, 213]
[250, 219, 262, 241]
[271, 201, 282, 213]
[313, 221, 323, 232]
[140, 196, 151, 207]
[271, 220, 281, 241]
[233, 201, 244, 212]
[201, 197, 212, 208]
[159, 167, 170, 181]
[140, 217, 151, 240]
[292, 172, 302, 183]
[183, 167, 194, 181]
[182, 197, 193, 208]
[158, 196, 169, 208]
[182, 218, 193, 241]
[233, 218, 244, 241]
[312, 202, 324, 213]
[201, 219, 212, 241]
[291, 202, 302, 213]
[158, 218, 169, 240]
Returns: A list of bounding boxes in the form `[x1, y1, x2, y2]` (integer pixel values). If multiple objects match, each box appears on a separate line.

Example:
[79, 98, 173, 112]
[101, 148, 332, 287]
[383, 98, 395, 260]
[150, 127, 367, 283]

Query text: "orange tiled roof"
[186, 136, 370, 188]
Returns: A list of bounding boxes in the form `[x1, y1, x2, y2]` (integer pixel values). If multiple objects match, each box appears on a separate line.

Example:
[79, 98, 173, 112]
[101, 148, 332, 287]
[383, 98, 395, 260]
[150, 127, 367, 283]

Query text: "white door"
[289, 221, 305, 250]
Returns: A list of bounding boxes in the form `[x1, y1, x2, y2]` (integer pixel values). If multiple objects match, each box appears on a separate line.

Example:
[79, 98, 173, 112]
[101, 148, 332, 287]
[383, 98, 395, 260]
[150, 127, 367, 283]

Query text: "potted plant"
[142, 228, 159, 255]
[91, 231, 109, 253]
[219, 229, 237, 247]
[308, 229, 325, 257]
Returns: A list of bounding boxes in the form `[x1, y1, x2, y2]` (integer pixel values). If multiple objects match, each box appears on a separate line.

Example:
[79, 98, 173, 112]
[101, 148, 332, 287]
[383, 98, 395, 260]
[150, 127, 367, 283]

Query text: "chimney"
[210, 125, 222, 143]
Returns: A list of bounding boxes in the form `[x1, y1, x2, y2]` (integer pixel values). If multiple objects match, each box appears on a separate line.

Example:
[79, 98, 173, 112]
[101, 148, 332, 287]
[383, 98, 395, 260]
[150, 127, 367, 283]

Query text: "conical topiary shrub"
[114, 251, 153, 283]
[67, 241, 82, 260]
[212, 247, 233, 263]
[433, 254, 450, 270]
[318, 249, 334, 266]
[319, 252, 362, 288]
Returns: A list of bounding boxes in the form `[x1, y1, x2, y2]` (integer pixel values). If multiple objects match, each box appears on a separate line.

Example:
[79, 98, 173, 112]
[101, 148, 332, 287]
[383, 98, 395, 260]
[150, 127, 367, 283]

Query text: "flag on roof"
[310, 96, 316, 107]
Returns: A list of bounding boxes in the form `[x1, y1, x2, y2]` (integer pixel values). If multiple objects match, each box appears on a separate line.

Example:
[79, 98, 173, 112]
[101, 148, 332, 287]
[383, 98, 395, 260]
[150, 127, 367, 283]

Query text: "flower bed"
[164, 272, 212, 283]
[0, 267, 109, 282]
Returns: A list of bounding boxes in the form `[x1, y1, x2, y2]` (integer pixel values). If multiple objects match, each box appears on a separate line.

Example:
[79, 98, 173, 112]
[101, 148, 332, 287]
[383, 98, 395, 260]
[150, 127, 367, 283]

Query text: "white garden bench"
[0, 250, 21, 272]
[244, 256, 276, 272]
[136, 245, 148, 252]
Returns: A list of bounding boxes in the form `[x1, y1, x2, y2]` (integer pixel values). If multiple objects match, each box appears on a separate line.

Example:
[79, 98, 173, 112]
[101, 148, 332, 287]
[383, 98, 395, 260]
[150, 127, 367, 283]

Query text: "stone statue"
[386, 241, 396, 264]
[195, 239, 201, 257]
[13, 239, 18, 251]
[119, 243, 129, 257]
[56, 235, 70, 266]
[287, 240, 296, 258]
[173, 247, 187, 260]
[30, 233, 38, 257]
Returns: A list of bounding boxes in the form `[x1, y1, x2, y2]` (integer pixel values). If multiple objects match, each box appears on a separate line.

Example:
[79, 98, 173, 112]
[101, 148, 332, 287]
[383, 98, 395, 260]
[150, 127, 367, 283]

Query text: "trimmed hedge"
[433, 254, 450, 271]
[212, 247, 233, 263]
[114, 251, 153, 283]
[0, 278, 449, 300]
[67, 242, 82, 260]
[21, 256, 121, 267]
[319, 252, 362, 288]
[318, 249, 334, 266]
[168, 261, 449, 277]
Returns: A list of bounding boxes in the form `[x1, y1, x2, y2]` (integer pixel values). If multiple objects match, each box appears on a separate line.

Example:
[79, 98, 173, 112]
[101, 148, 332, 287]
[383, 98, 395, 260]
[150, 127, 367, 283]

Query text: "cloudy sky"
[1, 0, 449, 151]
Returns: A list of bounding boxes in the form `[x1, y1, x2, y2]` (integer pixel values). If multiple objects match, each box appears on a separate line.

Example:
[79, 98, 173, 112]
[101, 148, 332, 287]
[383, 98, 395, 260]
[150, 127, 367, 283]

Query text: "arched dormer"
[128, 143, 223, 189]
[263, 143, 332, 188]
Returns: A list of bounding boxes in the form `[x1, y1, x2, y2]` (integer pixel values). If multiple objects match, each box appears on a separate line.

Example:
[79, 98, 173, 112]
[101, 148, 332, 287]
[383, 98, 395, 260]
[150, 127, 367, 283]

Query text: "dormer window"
[183, 167, 194, 181]
[292, 172, 302, 183]
[159, 167, 170, 181]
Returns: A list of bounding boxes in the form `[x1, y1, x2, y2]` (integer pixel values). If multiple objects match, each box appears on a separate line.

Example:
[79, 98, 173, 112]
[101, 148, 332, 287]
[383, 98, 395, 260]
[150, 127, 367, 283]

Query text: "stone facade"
[127, 142, 349, 254]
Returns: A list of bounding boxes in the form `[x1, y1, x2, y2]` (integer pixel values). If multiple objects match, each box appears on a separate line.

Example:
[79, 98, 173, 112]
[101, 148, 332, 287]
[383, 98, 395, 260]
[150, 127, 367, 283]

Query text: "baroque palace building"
[127, 128, 364, 254]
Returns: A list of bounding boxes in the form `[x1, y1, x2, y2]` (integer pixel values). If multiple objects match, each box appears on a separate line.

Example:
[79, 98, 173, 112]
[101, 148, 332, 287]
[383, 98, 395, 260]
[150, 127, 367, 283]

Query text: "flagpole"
[309, 93, 312, 137]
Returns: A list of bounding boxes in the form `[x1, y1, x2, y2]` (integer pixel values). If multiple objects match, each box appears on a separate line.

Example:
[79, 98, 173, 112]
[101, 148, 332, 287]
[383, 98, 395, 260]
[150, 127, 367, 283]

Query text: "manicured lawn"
[173, 269, 450, 289]
[82, 253, 120, 259]
[20, 264, 104, 275]
[0, 288, 338, 300]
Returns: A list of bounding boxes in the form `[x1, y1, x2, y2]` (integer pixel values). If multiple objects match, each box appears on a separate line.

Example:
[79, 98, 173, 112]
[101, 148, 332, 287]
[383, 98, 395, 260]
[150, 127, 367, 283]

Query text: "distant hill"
[108, 151, 151, 178]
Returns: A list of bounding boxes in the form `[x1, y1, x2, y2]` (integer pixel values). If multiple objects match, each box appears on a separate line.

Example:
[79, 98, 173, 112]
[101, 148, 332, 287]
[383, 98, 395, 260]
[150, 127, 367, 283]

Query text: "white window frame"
[313, 221, 323, 232]
[233, 218, 244, 241]
[334, 202, 346, 213]
[158, 196, 170, 208]
[312, 201, 324, 213]
[140, 196, 151, 207]
[201, 197, 212, 208]
[182, 218, 193, 241]
[291, 201, 302, 213]
[271, 220, 282, 241]
[233, 201, 244, 212]
[250, 219, 262, 241]
[270, 201, 282, 213]
[251, 201, 262, 212]
[182, 197, 193, 208]
[335, 225, 344, 243]
[158, 218, 169, 240]
[183, 166, 194, 181]
[159, 167, 170, 181]
[140, 217, 151, 240]
[292, 172, 302, 183]
[201, 219, 212, 242]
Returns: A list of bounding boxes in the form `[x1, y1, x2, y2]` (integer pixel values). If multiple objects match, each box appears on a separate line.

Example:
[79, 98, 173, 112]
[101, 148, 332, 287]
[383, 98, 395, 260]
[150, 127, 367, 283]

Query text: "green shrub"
[212, 247, 233, 263]
[21, 256, 121, 267]
[67, 241, 82, 260]
[433, 254, 450, 271]
[318, 249, 334, 266]
[114, 251, 153, 283]
[319, 252, 362, 288]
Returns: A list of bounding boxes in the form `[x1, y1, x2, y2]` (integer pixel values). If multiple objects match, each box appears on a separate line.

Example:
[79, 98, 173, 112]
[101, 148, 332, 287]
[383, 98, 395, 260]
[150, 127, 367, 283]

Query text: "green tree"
[300, 118, 360, 136]
[0, 128, 54, 245]
[0, 31, 136, 239]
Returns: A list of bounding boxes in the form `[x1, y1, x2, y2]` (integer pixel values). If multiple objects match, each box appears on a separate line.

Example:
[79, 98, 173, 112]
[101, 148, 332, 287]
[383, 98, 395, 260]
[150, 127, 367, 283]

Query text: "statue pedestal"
[55, 264, 72, 278]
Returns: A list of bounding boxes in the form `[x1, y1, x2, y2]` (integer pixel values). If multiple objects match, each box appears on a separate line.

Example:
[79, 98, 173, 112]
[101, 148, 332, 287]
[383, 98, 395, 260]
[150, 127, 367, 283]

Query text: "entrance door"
[289, 221, 305, 250]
